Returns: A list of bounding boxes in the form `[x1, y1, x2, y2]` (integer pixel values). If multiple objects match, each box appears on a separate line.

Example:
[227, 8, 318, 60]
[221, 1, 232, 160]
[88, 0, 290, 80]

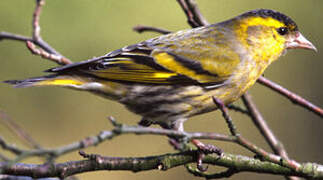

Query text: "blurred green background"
[0, 0, 322, 179]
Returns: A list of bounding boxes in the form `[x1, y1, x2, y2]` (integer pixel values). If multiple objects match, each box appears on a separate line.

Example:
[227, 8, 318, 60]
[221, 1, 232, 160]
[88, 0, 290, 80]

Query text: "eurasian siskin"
[5, 9, 316, 132]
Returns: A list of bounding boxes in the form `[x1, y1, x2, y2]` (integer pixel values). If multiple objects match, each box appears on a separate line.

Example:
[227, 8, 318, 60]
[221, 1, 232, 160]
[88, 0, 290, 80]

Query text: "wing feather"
[47, 26, 241, 88]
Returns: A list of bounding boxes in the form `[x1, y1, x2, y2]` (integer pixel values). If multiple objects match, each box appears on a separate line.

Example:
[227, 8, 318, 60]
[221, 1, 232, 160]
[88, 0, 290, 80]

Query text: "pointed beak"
[286, 32, 317, 52]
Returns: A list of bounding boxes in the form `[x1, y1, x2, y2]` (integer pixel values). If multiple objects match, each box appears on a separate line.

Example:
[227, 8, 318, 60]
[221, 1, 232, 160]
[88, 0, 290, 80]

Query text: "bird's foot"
[192, 139, 223, 171]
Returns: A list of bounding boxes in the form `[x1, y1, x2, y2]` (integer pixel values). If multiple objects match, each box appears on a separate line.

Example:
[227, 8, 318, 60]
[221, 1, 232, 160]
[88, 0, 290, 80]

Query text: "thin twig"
[242, 94, 288, 157]
[211, 97, 300, 171]
[0, 136, 24, 155]
[30, 0, 65, 58]
[0, 118, 234, 161]
[0, 115, 309, 178]
[0, 116, 297, 171]
[0, 32, 32, 42]
[133, 25, 171, 34]
[212, 97, 238, 136]
[26, 41, 71, 65]
[258, 76, 323, 118]
[32, 0, 44, 41]
[242, 93, 300, 180]
[177, 0, 209, 27]
[0, 0, 71, 65]
[0, 110, 41, 149]
[227, 104, 251, 115]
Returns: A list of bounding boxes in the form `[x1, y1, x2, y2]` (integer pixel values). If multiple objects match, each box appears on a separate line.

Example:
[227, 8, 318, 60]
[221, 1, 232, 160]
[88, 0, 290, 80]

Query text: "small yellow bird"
[5, 9, 316, 133]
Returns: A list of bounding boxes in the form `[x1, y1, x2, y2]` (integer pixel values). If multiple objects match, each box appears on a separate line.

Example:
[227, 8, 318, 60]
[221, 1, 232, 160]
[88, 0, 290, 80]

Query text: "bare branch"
[30, 0, 65, 58]
[0, 115, 298, 172]
[176, 0, 209, 27]
[212, 97, 238, 136]
[0, 32, 32, 42]
[258, 76, 323, 117]
[0, 136, 24, 156]
[32, 0, 44, 41]
[242, 94, 288, 156]
[242, 93, 300, 180]
[227, 104, 251, 115]
[0, 110, 41, 149]
[26, 41, 71, 65]
[0, 0, 71, 65]
[133, 25, 171, 34]
[211, 97, 300, 172]
[0, 118, 234, 162]
[1, 151, 322, 179]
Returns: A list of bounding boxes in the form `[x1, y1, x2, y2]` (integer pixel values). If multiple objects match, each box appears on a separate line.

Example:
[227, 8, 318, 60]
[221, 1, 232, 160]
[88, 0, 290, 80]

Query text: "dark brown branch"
[227, 104, 251, 115]
[212, 97, 238, 136]
[258, 76, 323, 118]
[176, 0, 209, 27]
[133, 25, 171, 34]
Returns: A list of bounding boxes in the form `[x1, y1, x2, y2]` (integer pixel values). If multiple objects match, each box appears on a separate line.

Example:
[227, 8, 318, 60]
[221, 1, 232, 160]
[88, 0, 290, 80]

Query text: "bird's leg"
[166, 119, 189, 151]
[138, 118, 189, 150]
[138, 118, 188, 148]
[141, 117, 223, 171]
[191, 139, 223, 155]
[155, 118, 188, 151]
[162, 118, 222, 172]
[191, 139, 223, 171]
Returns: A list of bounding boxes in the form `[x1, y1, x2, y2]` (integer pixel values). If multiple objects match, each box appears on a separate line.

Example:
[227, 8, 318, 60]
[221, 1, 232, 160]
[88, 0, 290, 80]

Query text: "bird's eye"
[277, 27, 288, 35]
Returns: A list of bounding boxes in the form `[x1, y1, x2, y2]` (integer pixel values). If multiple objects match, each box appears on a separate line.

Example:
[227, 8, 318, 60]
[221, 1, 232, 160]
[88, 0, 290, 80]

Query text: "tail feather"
[3, 74, 85, 88]
[3, 75, 57, 88]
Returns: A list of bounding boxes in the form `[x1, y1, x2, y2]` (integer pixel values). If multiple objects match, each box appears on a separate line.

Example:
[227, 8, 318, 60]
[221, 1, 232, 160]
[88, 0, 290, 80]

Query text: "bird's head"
[230, 9, 316, 62]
